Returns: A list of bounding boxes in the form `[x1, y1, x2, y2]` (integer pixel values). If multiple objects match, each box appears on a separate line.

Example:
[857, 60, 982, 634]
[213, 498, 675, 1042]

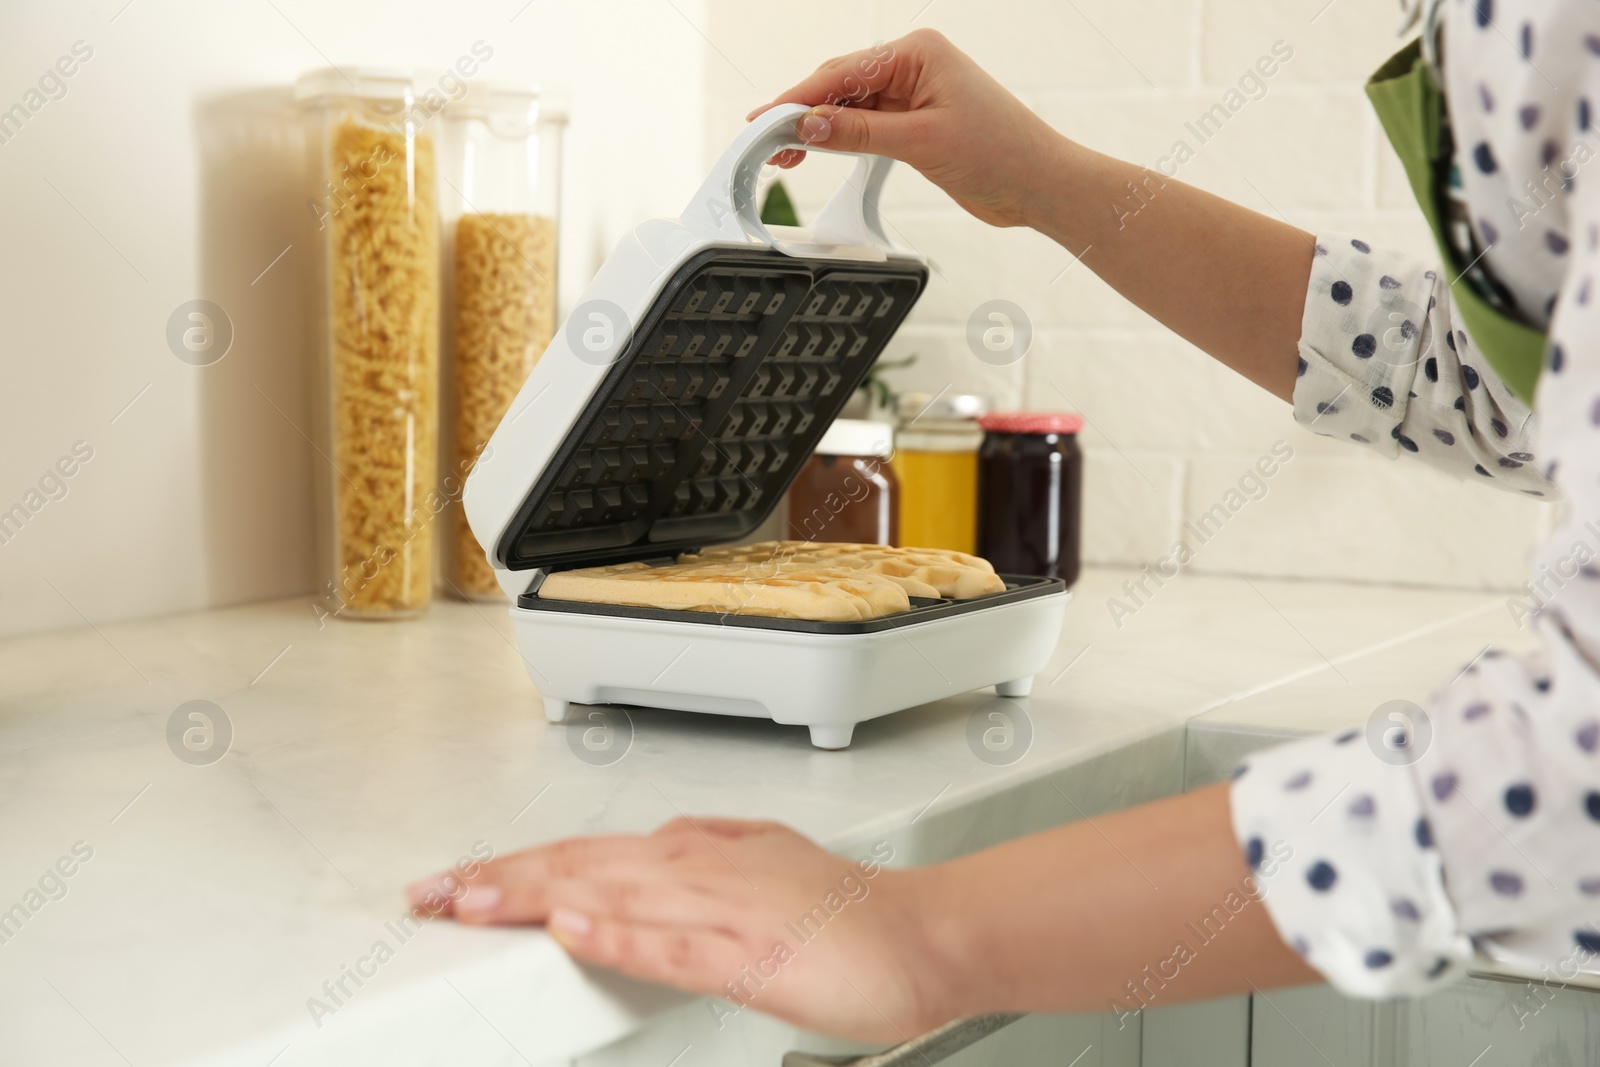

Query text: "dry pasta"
[452, 212, 557, 597]
[328, 118, 439, 615]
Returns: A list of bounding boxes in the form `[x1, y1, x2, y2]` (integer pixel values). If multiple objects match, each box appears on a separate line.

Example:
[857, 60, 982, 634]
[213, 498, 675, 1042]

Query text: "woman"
[407, 10, 1600, 1043]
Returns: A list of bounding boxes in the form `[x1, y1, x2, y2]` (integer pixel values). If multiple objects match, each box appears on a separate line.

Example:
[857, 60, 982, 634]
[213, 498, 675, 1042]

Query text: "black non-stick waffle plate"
[495, 247, 928, 573]
[517, 573, 1064, 634]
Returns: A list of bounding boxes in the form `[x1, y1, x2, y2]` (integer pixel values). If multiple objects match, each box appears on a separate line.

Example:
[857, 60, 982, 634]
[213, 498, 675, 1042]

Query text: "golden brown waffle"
[538, 541, 1006, 621]
[538, 560, 912, 621]
[682, 541, 1006, 600]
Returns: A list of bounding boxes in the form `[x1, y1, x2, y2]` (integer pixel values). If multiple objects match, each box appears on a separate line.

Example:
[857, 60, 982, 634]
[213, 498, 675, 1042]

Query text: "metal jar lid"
[895, 392, 990, 424]
[978, 411, 1084, 434]
[815, 418, 894, 458]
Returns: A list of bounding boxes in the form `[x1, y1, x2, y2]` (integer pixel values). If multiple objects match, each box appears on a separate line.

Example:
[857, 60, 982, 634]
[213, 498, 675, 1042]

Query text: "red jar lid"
[978, 411, 1084, 435]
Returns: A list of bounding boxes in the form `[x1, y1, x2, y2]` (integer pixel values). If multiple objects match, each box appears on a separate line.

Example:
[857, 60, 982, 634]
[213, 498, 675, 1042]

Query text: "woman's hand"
[408, 787, 1318, 1043]
[406, 817, 960, 1045]
[752, 28, 1311, 401]
[750, 29, 1069, 228]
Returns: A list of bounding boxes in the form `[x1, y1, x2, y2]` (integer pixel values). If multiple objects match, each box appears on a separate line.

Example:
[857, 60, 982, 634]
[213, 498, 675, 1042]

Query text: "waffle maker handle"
[681, 102, 897, 262]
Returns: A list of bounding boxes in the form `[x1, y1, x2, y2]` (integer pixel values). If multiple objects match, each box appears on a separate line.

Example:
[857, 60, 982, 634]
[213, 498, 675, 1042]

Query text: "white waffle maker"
[464, 104, 1069, 748]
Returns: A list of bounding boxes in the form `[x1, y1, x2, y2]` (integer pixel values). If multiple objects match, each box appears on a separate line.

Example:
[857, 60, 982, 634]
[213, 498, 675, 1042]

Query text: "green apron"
[1365, 40, 1547, 403]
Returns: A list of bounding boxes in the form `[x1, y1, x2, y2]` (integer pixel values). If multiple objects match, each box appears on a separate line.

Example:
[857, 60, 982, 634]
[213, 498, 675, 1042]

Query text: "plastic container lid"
[294, 67, 424, 104]
[978, 411, 1085, 435]
[896, 392, 989, 422]
[451, 81, 570, 123]
[815, 418, 894, 457]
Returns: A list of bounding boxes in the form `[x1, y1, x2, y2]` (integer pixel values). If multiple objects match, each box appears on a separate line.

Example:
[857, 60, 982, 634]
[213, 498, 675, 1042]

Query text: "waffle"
[537, 541, 1006, 621]
[682, 541, 1006, 600]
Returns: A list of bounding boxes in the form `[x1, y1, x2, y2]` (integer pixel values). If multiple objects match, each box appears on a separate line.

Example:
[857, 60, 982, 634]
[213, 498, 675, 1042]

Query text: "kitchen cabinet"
[1140, 998, 1250, 1067]
[577, 1004, 1141, 1067]
[1250, 975, 1600, 1066]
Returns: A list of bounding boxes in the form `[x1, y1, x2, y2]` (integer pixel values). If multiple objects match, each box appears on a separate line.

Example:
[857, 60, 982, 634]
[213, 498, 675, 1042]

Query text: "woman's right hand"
[748, 29, 1070, 229]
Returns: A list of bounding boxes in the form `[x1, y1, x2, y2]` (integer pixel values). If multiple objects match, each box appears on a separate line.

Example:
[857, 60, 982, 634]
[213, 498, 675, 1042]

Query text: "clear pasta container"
[297, 68, 442, 619]
[440, 82, 565, 599]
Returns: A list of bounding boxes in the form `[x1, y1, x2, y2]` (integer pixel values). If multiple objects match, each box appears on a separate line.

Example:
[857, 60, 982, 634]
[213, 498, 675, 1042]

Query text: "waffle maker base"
[514, 575, 1068, 749]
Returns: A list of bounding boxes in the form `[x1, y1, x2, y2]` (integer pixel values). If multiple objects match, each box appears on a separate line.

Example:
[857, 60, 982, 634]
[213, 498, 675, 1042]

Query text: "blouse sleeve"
[1293, 234, 1553, 499]
[1228, 232, 1600, 997]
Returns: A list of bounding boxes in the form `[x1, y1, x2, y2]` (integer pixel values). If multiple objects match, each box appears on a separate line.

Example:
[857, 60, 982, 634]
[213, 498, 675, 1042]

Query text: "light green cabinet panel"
[937, 1011, 1140, 1067]
[1249, 975, 1600, 1066]
[1399, 974, 1600, 1066]
[1184, 723, 1306, 790]
[1140, 996, 1250, 1067]
[1250, 983, 1393, 1067]
[576, 1003, 1142, 1067]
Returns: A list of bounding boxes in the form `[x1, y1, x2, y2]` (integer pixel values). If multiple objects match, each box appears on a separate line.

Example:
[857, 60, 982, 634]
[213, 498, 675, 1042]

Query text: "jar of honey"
[892, 393, 988, 554]
[788, 419, 898, 545]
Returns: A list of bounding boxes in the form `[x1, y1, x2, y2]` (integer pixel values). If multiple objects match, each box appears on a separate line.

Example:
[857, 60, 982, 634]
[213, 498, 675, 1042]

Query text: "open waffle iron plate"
[463, 104, 1069, 748]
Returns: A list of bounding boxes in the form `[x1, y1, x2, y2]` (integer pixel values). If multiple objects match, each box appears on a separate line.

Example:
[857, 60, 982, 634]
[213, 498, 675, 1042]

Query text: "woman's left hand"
[405, 818, 958, 1044]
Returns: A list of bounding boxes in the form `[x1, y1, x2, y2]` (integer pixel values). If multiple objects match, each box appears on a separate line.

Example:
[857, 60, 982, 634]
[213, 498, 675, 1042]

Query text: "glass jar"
[440, 82, 566, 599]
[977, 412, 1084, 585]
[297, 68, 442, 619]
[788, 419, 898, 546]
[891, 392, 987, 554]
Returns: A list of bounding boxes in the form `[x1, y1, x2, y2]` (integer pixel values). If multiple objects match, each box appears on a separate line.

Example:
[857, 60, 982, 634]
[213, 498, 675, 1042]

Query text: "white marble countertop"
[0, 568, 1521, 1066]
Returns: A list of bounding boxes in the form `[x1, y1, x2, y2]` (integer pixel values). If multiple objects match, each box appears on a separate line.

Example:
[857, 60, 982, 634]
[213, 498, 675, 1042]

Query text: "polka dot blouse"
[1231, 0, 1600, 998]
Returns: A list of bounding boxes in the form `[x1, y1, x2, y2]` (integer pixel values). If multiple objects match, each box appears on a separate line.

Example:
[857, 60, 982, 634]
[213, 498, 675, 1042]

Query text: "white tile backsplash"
[1032, 85, 1372, 215]
[1183, 451, 1548, 589]
[1199, 0, 1406, 86]
[1023, 331, 1291, 453]
[874, 0, 1200, 91]
[1080, 448, 1186, 568]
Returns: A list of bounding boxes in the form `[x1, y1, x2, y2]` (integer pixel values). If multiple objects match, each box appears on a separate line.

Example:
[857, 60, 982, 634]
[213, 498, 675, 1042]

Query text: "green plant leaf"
[857, 352, 919, 412]
[760, 180, 800, 227]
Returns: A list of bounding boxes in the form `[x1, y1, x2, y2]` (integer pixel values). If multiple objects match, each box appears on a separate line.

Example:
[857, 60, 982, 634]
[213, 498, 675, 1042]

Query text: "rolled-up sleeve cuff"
[1293, 234, 1435, 458]
[1230, 729, 1474, 997]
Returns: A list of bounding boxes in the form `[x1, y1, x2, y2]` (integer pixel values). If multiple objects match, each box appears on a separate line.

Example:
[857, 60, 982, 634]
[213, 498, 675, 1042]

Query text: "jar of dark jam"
[977, 412, 1083, 585]
[788, 418, 899, 545]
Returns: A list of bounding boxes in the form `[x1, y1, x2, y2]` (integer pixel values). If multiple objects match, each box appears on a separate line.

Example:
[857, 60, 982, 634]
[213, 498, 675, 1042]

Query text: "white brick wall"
[702, 0, 1550, 591]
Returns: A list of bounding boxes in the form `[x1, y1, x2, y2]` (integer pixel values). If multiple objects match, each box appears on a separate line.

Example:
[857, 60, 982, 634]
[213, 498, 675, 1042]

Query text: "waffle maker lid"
[463, 104, 930, 592]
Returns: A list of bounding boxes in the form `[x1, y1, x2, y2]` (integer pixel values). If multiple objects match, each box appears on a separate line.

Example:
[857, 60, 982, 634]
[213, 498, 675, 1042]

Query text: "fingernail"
[457, 885, 502, 915]
[799, 109, 832, 143]
[405, 875, 444, 906]
[549, 907, 592, 942]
